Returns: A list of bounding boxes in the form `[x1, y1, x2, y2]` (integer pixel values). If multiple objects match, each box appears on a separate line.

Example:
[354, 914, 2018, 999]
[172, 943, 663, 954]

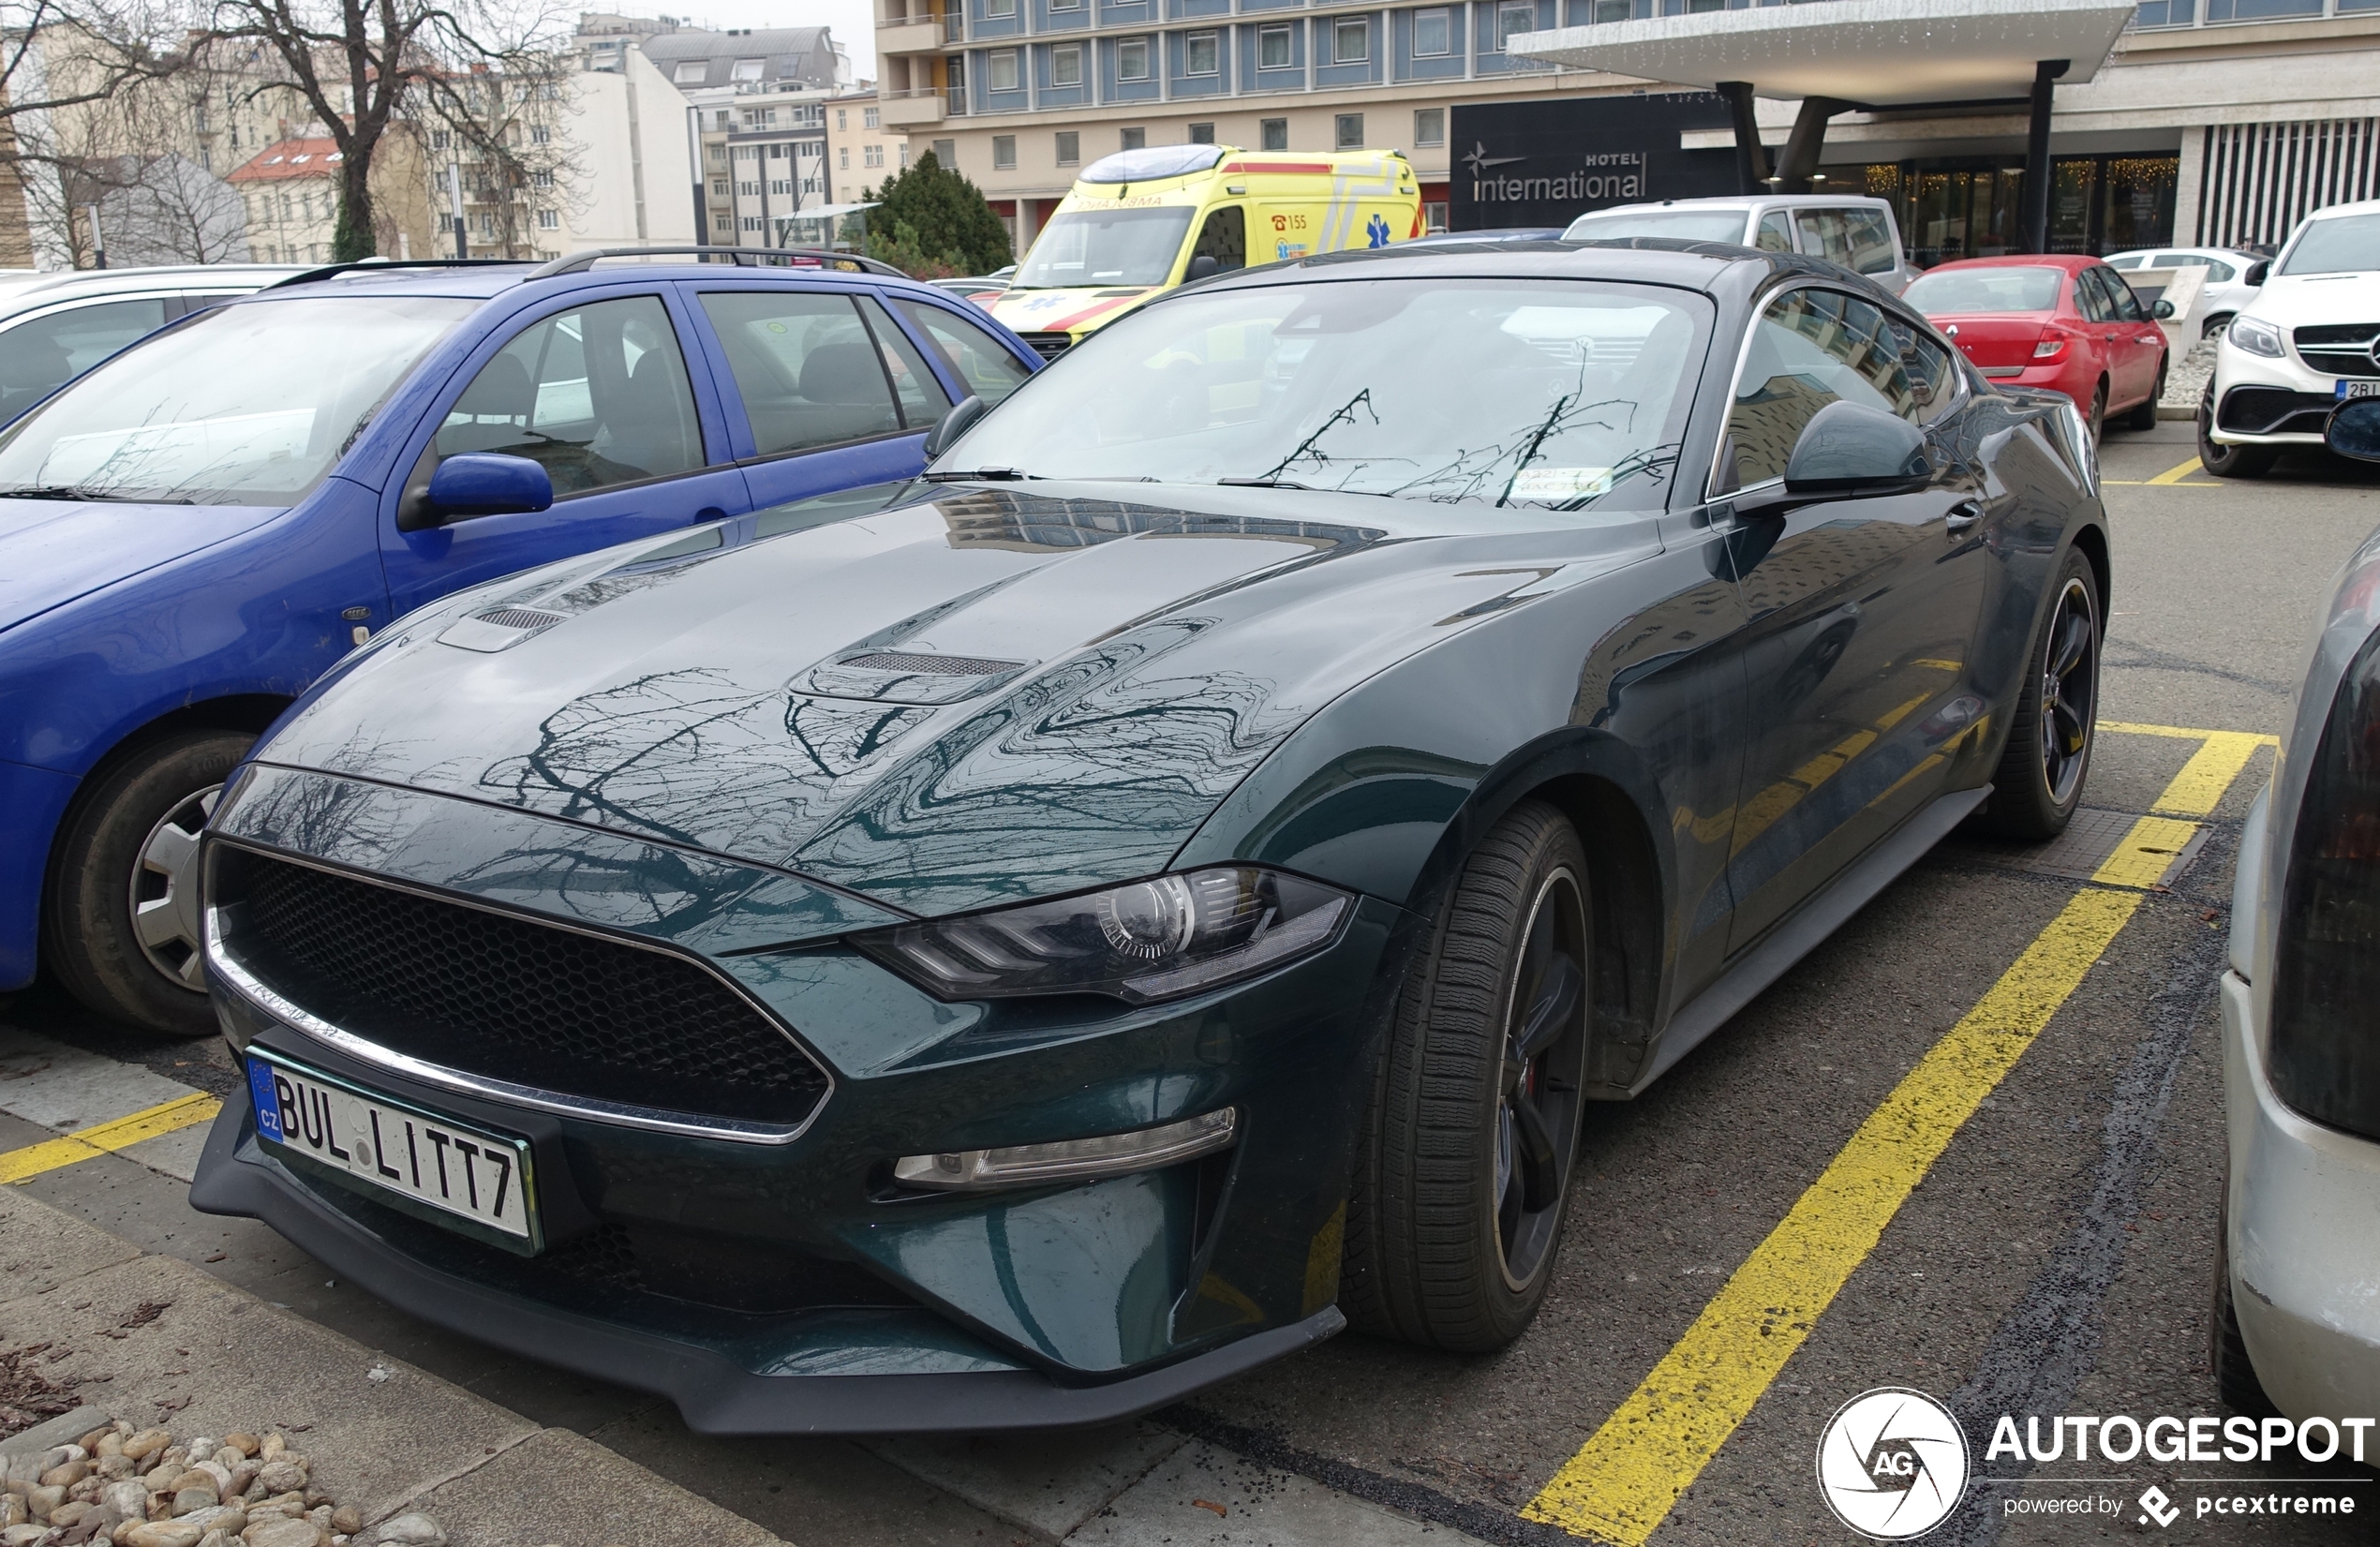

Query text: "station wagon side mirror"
[1186, 254, 1222, 282]
[2328, 399, 2380, 464]
[2152, 299, 2177, 320]
[2246, 260, 2270, 286]
[923, 394, 988, 460]
[419, 453, 554, 525]
[1781, 400, 1932, 499]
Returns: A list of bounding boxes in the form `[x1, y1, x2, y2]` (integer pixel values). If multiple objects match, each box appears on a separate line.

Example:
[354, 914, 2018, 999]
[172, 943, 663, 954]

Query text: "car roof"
[2307, 197, 2380, 221]
[1186, 236, 1848, 299]
[0, 263, 305, 313]
[240, 257, 963, 306]
[1576, 195, 1894, 214]
[1914, 254, 2095, 272]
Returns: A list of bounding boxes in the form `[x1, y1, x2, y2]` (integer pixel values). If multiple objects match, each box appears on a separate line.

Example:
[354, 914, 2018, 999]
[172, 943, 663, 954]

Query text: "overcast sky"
[656, 2, 880, 81]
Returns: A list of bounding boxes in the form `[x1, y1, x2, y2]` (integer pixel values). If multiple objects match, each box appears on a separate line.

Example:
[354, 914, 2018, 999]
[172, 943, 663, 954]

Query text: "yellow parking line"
[2102, 720, 2279, 746]
[1518, 725, 2264, 1543]
[2147, 455, 2206, 485]
[0, 1093, 221, 1185]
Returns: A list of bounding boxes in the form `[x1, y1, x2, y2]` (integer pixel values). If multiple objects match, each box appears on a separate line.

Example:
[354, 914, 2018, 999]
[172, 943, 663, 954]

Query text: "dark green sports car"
[192, 239, 2109, 1432]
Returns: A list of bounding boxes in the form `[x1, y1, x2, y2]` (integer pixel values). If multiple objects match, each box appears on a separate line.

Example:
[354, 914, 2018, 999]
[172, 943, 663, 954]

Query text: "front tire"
[2199, 386, 2277, 479]
[45, 729, 253, 1037]
[1342, 799, 1593, 1352]
[1979, 549, 2101, 840]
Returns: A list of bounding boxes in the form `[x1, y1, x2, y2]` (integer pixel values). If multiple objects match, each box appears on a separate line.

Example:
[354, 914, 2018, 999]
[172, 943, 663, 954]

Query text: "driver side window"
[1718, 288, 1920, 492]
[437, 295, 703, 496]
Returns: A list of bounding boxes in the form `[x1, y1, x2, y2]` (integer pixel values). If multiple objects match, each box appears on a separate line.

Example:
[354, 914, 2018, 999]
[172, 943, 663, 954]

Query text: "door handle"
[1946, 500, 1985, 535]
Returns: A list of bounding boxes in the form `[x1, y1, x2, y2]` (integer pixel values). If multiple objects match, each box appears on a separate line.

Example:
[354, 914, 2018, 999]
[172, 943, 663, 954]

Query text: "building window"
[532, 169, 556, 188]
[738, 179, 760, 196]
[1333, 16, 1369, 63]
[1121, 126, 1146, 150]
[537, 208, 558, 230]
[674, 61, 706, 84]
[770, 177, 792, 194]
[1257, 22, 1292, 67]
[993, 133, 1018, 169]
[987, 0, 1017, 15]
[840, 145, 851, 169]
[1056, 129, 1079, 164]
[934, 137, 957, 162]
[1334, 112, 1363, 149]
[1495, 0, 1537, 49]
[529, 123, 550, 144]
[865, 106, 881, 126]
[1185, 31, 1220, 74]
[743, 215, 765, 231]
[1260, 116, 1287, 150]
[732, 56, 765, 80]
[1117, 37, 1151, 80]
[837, 108, 848, 129]
[1414, 107, 1444, 145]
[1413, 7, 1452, 55]
[867, 142, 885, 165]
[708, 144, 727, 165]
[1053, 43, 1083, 84]
[900, 143, 911, 166]
[1424, 200, 1448, 232]
[430, 128, 451, 150]
[713, 178, 729, 195]
[1053, 0, 1083, 11]
[989, 49, 1019, 91]
[1187, 122, 1216, 143]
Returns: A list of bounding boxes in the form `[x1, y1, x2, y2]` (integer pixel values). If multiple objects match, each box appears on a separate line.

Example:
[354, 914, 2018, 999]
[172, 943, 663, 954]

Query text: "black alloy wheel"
[45, 729, 255, 1036]
[2124, 362, 2165, 433]
[1981, 549, 2101, 840]
[2198, 383, 2278, 479]
[1342, 799, 1594, 1352]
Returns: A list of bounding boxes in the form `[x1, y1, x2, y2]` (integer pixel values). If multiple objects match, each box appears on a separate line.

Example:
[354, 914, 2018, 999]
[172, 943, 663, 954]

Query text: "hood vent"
[439, 605, 568, 653]
[476, 607, 566, 632]
[838, 649, 1023, 677]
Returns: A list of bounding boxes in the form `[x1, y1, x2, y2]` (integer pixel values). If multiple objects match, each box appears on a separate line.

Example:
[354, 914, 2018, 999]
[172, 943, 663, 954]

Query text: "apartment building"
[826, 91, 911, 197]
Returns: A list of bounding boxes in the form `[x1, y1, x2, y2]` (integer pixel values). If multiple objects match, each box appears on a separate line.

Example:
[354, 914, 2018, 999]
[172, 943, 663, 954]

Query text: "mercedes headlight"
[2228, 315, 2285, 359]
[855, 867, 1353, 1004]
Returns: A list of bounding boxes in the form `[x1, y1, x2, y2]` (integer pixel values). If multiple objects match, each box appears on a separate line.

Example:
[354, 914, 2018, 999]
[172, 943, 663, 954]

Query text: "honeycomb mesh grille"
[474, 607, 566, 631]
[838, 649, 1022, 676]
[1018, 331, 1073, 361]
[229, 854, 826, 1126]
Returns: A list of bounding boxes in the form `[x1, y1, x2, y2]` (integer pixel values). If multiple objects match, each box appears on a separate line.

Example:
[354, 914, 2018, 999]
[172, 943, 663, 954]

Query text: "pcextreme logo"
[1816, 1389, 1971, 1540]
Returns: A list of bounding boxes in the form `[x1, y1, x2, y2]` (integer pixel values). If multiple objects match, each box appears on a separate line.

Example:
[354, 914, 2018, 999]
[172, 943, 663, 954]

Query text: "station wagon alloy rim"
[1497, 867, 1589, 1291]
[2038, 577, 2100, 807]
[130, 782, 220, 988]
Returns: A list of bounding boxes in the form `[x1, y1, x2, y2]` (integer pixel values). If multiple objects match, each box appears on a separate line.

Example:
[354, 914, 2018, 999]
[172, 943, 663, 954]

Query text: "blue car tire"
[1342, 799, 1595, 1352]
[46, 728, 253, 1036]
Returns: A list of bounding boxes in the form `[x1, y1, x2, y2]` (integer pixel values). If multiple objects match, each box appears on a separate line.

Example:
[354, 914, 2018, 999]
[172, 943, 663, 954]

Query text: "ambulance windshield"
[1014, 207, 1197, 289]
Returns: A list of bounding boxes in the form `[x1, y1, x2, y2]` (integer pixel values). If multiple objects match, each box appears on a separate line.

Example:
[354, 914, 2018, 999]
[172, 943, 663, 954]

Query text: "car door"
[1713, 283, 1994, 952]
[685, 284, 951, 509]
[2096, 264, 2165, 404]
[378, 289, 750, 617]
[2070, 266, 2134, 408]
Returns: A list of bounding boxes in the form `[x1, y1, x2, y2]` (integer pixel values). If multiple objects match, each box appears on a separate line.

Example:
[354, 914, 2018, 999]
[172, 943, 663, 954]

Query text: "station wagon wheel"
[1979, 549, 2100, 841]
[45, 729, 254, 1037]
[1342, 799, 1594, 1352]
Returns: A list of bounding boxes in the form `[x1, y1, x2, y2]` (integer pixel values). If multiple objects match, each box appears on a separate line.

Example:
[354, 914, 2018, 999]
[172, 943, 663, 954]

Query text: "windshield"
[1014, 207, 1197, 289]
[0, 295, 473, 505]
[1563, 209, 1749, 244]
[945, 277, 1706, 512]
[1902, 266, 2064, 314]
[2280, 213, 2380, 275]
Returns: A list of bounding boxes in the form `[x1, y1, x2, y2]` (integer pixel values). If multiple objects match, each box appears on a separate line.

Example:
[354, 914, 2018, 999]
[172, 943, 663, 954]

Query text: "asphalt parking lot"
[7, 418, 2380, 1547]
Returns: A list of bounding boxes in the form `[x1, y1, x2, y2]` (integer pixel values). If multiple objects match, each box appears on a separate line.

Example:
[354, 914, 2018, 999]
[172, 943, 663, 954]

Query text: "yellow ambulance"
[989, 143, 1421, 358]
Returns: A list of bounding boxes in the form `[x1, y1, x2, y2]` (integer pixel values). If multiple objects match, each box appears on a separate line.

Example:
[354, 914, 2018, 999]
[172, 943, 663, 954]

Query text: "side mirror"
[2246, 260, 2270, 287]
[1186, 254, 1222, 282]
[419, 453, 554, 523]
[1782, 400, 1931, 498]
[2328, 399, 2380, 464]
[2152, 298, 2176, 320]
[922, 394, 988, 459]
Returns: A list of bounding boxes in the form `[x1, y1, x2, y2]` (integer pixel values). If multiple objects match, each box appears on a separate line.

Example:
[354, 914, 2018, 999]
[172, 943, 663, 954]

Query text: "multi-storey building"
[826, 91, 912, 197]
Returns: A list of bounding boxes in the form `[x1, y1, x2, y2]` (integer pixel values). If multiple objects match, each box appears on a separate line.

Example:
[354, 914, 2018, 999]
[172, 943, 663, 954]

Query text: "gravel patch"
[2161, 335, 2217, 411]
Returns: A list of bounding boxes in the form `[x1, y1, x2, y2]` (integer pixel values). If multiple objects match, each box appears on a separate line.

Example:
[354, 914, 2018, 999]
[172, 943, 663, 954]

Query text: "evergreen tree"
[860, 151, 1013, 277]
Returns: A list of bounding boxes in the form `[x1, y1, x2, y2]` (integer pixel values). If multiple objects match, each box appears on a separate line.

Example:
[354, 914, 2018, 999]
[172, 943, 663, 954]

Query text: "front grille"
[838, 649, 1022, 676]
[2293, 322, 2380, 379]
[474, 607, 565, 631]
[2218, 386, 2335, 437]
[226, 854, 827, 1127]
[1018, 331, 1072, 361]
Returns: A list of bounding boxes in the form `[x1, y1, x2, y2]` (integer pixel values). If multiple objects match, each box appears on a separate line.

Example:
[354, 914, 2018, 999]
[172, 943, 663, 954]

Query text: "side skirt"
[1618, 783, 1992, 1097]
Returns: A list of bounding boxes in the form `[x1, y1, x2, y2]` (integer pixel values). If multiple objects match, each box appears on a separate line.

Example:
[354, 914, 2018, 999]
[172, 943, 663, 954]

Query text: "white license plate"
[248, 1052, 535, 1242]
[2338, 379, 2380, 400]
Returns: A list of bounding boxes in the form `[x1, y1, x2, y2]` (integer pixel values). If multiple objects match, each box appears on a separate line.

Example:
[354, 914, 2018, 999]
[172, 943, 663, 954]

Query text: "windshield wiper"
[0, 484, 188, 504]
[1218, 476, 1312, 489]
[921, 467, 1034, 483]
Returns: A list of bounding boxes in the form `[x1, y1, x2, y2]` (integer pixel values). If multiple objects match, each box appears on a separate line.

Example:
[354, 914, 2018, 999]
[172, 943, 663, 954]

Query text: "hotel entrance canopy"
[1506, 0, 2136, 110]
[1506, 0, 2141, 249]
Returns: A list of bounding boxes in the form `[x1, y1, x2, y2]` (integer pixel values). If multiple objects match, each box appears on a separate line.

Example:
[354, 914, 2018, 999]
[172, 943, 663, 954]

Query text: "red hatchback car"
[1902, 254, 2170, 437]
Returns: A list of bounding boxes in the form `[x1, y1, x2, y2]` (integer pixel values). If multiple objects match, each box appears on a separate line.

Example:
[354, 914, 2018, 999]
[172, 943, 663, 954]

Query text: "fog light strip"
[893, 1108, 1236, 1192]
[1522, 726, 2261, 1546]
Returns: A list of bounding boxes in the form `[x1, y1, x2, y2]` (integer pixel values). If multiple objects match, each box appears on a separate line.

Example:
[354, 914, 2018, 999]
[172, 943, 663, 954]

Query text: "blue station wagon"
[0, 250, 1041, 1036]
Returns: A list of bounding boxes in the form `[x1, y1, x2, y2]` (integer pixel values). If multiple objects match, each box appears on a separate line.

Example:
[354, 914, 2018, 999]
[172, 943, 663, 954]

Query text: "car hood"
[2243, 270, 2380, 326]
[256, 483, 1656, 919]
[0, 496, 289, 637]
[988, 286, 1155, 337]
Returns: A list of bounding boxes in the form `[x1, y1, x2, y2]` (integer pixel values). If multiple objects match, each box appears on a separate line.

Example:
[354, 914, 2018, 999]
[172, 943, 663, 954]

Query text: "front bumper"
[190, 1098, 1344, 1432]
[2222, 968, 2380, 1420]
[2206, 334, 2348, 446]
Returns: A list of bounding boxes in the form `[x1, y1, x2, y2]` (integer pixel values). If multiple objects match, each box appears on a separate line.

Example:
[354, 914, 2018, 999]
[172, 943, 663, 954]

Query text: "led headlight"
[855, 866, 1352, 1004]
[2229, 315, 2285, 359]
[893, 1108, 1238, 1191]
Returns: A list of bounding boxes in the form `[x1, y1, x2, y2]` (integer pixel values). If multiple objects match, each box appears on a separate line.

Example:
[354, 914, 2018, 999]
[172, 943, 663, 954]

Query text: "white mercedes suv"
[2199, 198, 2380, 478]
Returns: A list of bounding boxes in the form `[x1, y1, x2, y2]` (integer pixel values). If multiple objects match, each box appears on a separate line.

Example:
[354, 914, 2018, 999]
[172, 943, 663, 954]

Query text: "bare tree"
[202, 0, 570, 260]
